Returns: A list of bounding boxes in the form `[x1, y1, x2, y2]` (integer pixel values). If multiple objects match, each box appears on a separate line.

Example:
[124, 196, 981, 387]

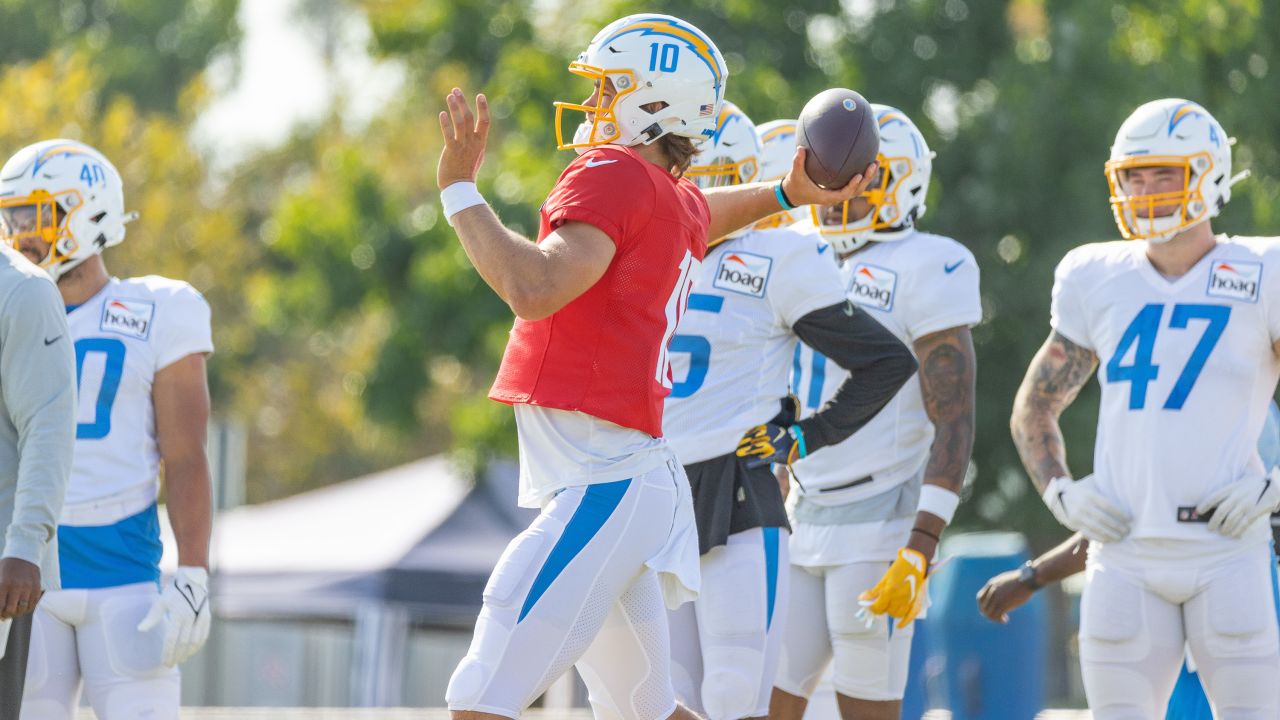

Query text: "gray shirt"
[0, 246, 74, 590]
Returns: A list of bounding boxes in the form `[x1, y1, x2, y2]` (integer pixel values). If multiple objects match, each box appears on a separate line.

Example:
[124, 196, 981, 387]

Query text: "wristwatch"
[1017, 561, 1042, 591]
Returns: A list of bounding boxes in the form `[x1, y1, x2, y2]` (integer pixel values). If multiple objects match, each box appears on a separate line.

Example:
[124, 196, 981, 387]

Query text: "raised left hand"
[138, 566, 212, 667]
[858, 547, 928, 629]
[437, 88, 491, 190]
[779, 148, 878, 208]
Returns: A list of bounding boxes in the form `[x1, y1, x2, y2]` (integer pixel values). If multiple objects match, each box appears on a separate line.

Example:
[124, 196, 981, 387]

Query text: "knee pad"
[94, 675, 180, 720]
[700, 666, 761, 720]
[445, 654, 495, 710]
[826, 563, 913, 702]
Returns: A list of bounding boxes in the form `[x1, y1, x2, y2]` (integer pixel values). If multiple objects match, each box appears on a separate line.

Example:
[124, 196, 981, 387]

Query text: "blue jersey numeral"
[74, 338, 126, 439]
[1104, 303, 1230, 410]
[669, 293, 724, 399]
[791, 345, 827, 411]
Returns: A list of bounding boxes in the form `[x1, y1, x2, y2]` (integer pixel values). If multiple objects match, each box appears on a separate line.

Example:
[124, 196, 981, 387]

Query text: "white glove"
[1043, 475, 1131, 543]
[1195, 468, 1280, 539]
[138, 566, 211, 667]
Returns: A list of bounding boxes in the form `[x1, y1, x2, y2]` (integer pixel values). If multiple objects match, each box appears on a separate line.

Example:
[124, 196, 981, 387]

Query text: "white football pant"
[775, 560, 914, 702]
[446, 466, 693, 720]
[669, 526, 789, 719]
[1080, 545, 1280, 720]
[21, 582, 179, 720]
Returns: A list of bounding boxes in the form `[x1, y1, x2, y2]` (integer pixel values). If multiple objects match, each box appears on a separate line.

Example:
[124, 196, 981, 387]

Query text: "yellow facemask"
[1104, 153, 1213, 240]
[553, 64, 639, 151]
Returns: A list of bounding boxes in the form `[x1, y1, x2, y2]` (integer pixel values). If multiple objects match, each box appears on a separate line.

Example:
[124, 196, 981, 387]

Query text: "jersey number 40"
[1106, 303, 1229, 411]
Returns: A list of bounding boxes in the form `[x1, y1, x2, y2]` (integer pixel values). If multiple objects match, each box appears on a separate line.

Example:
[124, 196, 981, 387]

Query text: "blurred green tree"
[0, 0, 240, 113]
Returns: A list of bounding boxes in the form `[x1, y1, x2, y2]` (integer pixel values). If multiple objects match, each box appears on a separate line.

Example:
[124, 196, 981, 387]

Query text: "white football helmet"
[1105, 99, 1238, 243]
[554, 14, 727, 151]
[812, 105, 933, 254]
[0, 139, 133, 279]
[687, 101, 761, 244]
[752, 119, 805, 230]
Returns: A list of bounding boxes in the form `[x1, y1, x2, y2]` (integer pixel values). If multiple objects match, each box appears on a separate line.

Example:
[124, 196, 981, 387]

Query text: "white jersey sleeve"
[1050, 247, 1096, 350]
[148, 278, 213, 369]
[768, 237, 846, 327]
[900, 244, 982, 337]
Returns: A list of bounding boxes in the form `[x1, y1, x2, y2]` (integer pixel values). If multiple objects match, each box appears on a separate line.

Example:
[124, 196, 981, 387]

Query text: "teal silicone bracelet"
[774, 181, 796, 210]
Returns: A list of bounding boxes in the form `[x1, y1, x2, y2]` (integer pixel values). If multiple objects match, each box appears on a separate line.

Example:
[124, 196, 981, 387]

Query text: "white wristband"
[917, 484, 960, 524]
[440, 181, 487, 226]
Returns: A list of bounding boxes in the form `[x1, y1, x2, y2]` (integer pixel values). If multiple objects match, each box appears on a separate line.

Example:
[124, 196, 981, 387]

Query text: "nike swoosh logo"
[818, 245, 830, 255]
[44, 335, 61, 346]
[176, 581, 207, 615]
[1257, 479, 1272, 505]
[944, 260, 965, 274]
[842, 301, 855, 316]
[584, 158, 618, 168]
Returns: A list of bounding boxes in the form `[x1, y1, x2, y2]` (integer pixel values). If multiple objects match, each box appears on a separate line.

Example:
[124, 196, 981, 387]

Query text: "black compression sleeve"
[791, 300, 918, 452]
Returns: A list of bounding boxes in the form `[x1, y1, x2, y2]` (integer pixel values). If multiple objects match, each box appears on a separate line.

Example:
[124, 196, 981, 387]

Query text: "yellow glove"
[857, 548, 928, 629]
[735, 422, 802, 469]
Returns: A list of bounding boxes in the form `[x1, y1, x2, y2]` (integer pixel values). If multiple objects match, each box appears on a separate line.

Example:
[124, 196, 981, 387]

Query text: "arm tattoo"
[916, 327, 976, 496]
[1010, 331, 1098, 493]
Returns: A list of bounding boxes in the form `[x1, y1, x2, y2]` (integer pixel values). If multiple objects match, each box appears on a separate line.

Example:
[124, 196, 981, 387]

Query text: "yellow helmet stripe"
[1168, 103, 1203, 134]
[31, 143, 92, 176]
[761, 124, 796, 143]
[603, 18, 723, 90]
[877, 112, 908, 129]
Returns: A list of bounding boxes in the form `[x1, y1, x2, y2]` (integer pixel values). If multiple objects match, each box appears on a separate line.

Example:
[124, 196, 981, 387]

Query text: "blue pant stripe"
[517, 478, 631, 623]
[763, 527, 779, 630]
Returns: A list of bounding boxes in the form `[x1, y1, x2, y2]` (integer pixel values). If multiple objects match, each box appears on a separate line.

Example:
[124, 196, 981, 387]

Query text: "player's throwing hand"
[437, 88, 490, 189]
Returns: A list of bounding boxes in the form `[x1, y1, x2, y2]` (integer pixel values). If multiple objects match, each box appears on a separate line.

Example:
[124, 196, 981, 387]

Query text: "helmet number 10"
[648, 43, 680, 73]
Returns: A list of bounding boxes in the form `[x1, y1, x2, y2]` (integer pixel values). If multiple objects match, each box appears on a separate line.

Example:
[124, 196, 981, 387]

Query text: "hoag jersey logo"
[713, 251, 772, 298]
[100, 298, 155, 340]
[1206, 260, 1261, 303]
[848, 263, 898, 311]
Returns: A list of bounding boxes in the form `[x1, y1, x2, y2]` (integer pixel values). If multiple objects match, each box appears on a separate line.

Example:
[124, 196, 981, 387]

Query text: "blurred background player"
[979, 400, 1280, 720]
[662, 101, 916, 720]
[771, 106, 981, 720]
[1010, 98, 1279, 719]
[750, 119, 805, 231]
[0, 229, 75, 719]
[0, 139, 214, 720]
[435, 13, 876, 720]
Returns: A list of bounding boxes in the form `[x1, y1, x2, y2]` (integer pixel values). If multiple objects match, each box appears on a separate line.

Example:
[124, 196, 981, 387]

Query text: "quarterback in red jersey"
[436, 14, 876, 720]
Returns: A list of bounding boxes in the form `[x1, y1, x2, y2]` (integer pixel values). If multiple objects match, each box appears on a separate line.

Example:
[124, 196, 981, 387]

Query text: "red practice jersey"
[490, 144, 710, 437]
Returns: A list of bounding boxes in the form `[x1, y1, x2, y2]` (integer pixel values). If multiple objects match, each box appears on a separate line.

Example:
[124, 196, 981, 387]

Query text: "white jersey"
[65, 276, 213, 514]
[662, 227, 847, 465]
[790, 231, 981, 502]
[1052, 236, 1280, 550]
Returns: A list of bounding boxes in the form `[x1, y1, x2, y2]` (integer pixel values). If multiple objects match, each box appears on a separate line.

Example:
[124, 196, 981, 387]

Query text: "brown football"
[796, 88, 880, 189]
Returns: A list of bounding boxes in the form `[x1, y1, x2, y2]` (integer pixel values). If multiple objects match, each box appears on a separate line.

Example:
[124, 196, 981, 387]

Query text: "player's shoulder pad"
[567, 144, 650, 176]
[896, 231, 978, 272]
[121, 275, 209, 307]
[1056, 240, 1131, 277]
[1221, 235, 1280, 261]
